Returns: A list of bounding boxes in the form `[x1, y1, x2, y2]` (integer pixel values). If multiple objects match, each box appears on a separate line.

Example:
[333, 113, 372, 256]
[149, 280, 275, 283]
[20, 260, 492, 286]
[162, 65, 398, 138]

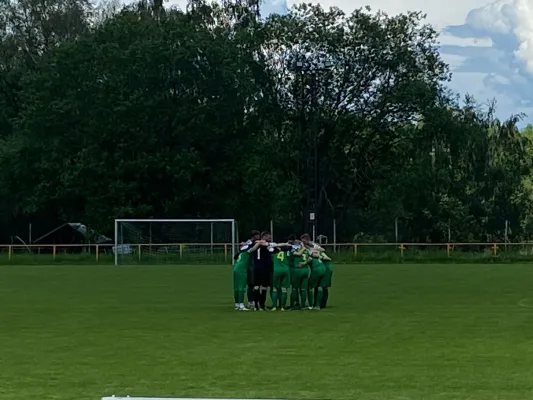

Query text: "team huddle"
[232, 230, 333, 311]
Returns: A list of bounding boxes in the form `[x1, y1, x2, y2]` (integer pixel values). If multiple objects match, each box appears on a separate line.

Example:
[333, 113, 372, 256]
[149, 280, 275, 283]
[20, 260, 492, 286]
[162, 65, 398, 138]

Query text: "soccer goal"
[114, 219, 237, 265]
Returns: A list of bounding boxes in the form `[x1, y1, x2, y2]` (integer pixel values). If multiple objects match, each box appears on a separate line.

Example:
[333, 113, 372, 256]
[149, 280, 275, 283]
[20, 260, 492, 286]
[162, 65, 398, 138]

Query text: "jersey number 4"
[277, 251, 290, 262]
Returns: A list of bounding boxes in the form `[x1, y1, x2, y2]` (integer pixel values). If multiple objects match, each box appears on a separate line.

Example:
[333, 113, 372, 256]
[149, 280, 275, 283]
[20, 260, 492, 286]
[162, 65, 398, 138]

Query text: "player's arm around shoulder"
[276, 243, 292, 251]
[247, 240, 264, 253]
[310, 242, 325, 252]
[320, 252, 332, 261]
[293, 246, 307, 256]
[309, 248, 321, 259]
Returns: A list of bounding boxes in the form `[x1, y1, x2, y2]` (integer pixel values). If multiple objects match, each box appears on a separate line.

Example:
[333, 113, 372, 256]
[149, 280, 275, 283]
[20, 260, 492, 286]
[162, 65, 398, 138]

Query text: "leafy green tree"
[260, 4, 450, 234]
[1, 0, 533, 244]
[2, 4, 277, 232]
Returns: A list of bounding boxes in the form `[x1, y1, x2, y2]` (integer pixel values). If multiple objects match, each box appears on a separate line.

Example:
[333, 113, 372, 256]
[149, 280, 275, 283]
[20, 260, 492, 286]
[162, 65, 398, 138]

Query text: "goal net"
[114, 219, 237, 265]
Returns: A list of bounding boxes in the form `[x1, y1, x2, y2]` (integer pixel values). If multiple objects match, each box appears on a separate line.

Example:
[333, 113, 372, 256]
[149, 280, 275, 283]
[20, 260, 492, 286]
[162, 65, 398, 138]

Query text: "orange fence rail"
[0, 242, 532, 263]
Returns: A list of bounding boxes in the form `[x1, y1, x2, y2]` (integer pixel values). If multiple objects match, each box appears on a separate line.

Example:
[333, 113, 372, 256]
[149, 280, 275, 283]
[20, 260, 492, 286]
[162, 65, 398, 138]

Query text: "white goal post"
[114, 219, 237, 265]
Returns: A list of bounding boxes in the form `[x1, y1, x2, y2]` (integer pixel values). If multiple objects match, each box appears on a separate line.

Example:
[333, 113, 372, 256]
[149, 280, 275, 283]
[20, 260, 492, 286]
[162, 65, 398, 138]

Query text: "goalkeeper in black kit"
[250, 231, 273, 310]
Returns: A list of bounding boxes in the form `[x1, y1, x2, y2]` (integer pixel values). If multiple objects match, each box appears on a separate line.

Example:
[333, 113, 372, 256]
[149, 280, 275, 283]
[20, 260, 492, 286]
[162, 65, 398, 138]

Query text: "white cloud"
[464, 0, 516, 33]
[442, 53, 467, 70]
[440, 34, 493, 47]
[163, 0, 533, 121]
[286, 0, 533, 120]
[514, 0, 533, 72]
[457, 0, 533, 72]
[439, 0, 533, 121]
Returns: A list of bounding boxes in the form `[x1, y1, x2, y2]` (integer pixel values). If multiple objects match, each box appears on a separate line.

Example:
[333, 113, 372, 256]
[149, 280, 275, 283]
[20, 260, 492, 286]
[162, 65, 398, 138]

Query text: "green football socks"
[307, 289, 314, 309]
[300, 289, 307, 308]
[271, 290, 278, 309]
[290, 289, 298, 307]
[315, 289, 323, 309]
[280, 291, 287, 309]
[321, 288, 329, 308]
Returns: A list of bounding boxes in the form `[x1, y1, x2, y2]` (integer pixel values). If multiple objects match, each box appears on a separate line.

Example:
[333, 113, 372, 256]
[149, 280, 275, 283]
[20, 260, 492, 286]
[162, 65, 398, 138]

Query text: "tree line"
[1, 0, 532, 244]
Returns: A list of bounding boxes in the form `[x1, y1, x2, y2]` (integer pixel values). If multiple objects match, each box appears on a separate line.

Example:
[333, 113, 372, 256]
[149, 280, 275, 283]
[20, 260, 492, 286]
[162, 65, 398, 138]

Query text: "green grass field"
[2, 264, 533, 400]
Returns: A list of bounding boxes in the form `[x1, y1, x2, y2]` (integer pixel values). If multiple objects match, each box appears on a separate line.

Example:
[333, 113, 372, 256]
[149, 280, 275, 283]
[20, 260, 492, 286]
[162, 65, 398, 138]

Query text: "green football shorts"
[233, 270, 247, 291]
[322, 268, 333, 288]
[272, 268, 290, 289]
[309, 266, 326, 288]
[291, 267, 309, 290]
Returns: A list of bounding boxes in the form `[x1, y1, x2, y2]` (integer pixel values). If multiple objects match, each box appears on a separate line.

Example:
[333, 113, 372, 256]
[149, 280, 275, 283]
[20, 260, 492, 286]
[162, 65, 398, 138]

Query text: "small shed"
[33, 223, 111, 245]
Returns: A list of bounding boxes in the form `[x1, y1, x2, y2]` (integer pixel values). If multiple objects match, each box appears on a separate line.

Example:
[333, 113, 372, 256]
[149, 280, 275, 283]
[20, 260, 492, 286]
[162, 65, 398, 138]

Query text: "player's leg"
[271, 271, 281, 311]
[321, 288, 328, 308]
[315, 286, 323, 310]
[271, 287, 278, 310]
[258, 268, 271, 310]
[239, 273, 249, 310]
[287, 268, 294, 309]
[280, 270, 290, 310]
[258, 269, 269, 311]
[233, 270, 240, 310]
[314, 273, 326, 310]
[290, 286, 299, 309]
[290, 270, 300, 309]
[259, 287, 268, 310]
[252, 267, 262, 310]
[233, 271, 248, 310]
[247, 287, 254, 308]
[321, 269, 332, 308]
[247, 266, 255, 309]
[307, 273, 317, 310]
[299, 271, 309, 309]
[271, 268, 276, 308]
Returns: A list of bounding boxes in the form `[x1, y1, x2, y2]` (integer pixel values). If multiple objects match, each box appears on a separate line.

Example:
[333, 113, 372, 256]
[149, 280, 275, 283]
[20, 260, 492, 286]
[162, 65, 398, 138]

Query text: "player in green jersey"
[233, 240, 261, 311]
[307, 249, 330, 310]
[312, 251, 333, 308]
[300, 233, 329, 309]
[290, 241, 311, 309]
[285, 236, 297, 308]
[269, 242, 292, 311]
[319, 251, 333, 308]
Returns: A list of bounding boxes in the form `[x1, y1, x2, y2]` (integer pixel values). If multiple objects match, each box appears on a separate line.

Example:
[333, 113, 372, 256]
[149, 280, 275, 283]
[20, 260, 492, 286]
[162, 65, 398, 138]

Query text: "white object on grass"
[102, 398, 286, 400]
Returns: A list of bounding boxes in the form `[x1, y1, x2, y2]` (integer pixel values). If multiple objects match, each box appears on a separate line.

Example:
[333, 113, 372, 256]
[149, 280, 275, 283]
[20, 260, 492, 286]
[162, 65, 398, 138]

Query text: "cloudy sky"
[171, 0, 533, 124]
